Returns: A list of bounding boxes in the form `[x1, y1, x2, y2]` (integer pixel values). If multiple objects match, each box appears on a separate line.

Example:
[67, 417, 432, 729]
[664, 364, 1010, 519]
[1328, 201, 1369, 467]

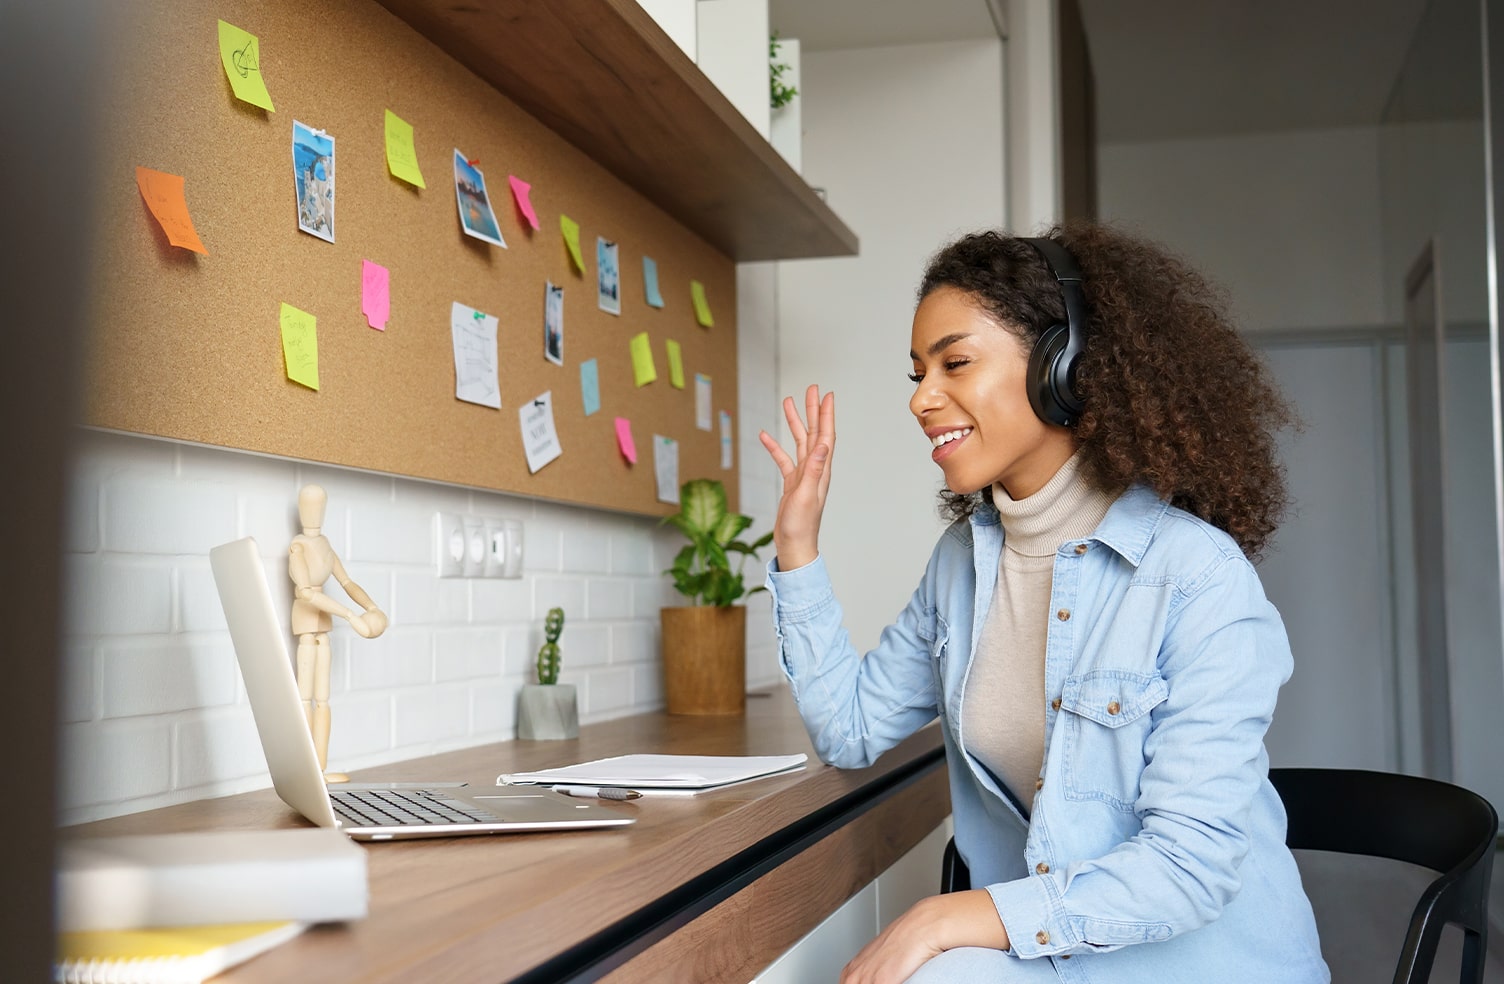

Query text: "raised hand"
[758, 385, 835, 571]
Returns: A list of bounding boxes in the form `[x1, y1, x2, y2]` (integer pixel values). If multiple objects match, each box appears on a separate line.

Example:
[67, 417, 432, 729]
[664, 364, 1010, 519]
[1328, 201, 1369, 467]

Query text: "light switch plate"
[482, 520, 506, 578]
[500, 519, 523, 578]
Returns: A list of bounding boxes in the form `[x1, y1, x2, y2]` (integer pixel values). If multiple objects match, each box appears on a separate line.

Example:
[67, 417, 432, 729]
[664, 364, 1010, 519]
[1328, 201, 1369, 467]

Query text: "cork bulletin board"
[86, 0, 739, 516]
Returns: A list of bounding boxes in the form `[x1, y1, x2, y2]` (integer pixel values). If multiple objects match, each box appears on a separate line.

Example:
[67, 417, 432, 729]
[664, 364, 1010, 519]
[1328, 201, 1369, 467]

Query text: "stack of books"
[55, 827, 367, 983]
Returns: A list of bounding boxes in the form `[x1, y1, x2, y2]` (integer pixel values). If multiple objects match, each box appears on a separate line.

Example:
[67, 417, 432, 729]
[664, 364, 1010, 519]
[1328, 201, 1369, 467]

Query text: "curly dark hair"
[918, 222, 1296, 560]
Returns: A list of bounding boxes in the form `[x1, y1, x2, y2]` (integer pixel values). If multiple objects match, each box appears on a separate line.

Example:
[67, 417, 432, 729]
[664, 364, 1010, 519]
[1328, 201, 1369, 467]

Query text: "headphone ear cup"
[1028, 322, 1076, 427]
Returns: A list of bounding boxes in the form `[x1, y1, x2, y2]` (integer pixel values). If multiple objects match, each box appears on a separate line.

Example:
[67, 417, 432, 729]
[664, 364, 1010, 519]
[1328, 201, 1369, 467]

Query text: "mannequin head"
[297, 484, 327, 532]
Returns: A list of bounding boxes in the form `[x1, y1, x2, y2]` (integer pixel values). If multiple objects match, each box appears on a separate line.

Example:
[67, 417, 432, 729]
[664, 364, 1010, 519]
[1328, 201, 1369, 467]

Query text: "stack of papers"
[498, 753, 808, 797]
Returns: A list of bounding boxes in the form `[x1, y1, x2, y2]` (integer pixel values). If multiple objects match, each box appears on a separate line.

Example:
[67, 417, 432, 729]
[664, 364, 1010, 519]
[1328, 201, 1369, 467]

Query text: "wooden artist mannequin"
[289, 484, 387, 782]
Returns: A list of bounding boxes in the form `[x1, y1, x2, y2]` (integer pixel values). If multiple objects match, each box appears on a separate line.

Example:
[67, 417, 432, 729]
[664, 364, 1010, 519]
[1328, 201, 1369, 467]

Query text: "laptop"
[209, 536, 634, 840]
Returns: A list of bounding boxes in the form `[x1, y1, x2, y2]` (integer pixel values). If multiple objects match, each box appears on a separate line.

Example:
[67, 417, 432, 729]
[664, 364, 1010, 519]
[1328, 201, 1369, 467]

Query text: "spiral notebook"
[498, 753, 809, 797]
[55, 921, 307, 984]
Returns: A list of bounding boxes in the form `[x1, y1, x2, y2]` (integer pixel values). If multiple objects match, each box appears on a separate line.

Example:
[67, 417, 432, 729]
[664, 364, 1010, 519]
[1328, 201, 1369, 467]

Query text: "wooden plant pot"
[660, 605, 747, 715]
[517, 683, 579, 739]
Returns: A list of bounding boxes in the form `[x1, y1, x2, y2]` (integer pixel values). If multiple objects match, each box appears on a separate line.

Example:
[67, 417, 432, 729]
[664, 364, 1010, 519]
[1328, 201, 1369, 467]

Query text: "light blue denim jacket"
[767, 485, 1329, 982]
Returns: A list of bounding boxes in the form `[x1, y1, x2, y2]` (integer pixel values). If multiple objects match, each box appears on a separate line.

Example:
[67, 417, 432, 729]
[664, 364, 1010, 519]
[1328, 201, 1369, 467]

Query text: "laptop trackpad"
[471, 794, 620, 821]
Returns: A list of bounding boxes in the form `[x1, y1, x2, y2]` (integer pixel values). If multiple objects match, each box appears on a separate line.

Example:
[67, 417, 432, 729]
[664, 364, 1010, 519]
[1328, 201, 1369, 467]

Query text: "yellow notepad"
[56, 920, 306, 983]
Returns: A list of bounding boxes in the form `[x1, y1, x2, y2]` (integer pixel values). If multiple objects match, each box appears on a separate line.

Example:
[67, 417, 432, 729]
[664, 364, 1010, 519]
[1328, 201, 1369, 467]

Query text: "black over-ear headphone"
[1020, 237, 1087, 427]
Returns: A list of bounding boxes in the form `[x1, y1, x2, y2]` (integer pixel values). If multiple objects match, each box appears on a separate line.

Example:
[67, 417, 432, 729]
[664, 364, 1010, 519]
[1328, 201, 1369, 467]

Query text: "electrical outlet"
[436, 512, 465, 577]
[500, 519, 524, 578]
[482, 519, 506, 578]
[462, 517, 487, 577]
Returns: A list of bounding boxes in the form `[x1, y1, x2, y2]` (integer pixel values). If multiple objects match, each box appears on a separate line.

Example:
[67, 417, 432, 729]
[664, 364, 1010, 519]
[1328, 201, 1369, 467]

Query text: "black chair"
[939, 768, 1498, 984]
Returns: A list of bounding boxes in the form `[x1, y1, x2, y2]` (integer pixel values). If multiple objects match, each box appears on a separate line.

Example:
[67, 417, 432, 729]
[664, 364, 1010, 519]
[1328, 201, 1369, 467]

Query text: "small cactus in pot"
[518, 606, 578, 739]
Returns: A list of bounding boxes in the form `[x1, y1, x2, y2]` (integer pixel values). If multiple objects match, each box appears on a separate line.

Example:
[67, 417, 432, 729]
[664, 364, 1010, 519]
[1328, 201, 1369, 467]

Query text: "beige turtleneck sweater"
[961, 452, 1115, 815]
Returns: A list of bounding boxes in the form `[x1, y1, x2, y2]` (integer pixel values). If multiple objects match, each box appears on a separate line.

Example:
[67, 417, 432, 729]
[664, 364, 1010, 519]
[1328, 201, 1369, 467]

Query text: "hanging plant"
[770, 32, 798, 111]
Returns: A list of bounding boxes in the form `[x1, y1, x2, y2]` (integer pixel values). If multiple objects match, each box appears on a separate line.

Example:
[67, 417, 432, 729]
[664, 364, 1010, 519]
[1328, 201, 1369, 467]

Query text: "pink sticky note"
[615, 417, 637, 464]
[508, 175, 540, 230]
[361, 260, 390, 330]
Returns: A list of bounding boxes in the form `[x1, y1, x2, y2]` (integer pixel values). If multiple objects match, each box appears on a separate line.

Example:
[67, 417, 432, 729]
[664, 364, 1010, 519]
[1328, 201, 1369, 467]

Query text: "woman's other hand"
[758, 385, 835, 571]
[840, 891, 1009, 984]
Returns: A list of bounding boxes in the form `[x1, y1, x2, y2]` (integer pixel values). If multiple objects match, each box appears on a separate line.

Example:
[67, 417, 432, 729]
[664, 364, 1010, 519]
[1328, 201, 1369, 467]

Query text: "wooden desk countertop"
[70, 689, 948, 983]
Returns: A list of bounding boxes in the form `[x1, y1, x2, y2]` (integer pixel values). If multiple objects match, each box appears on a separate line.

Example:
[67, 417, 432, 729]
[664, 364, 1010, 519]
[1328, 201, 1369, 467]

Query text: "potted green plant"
[517, 607, 578, 739]
[660, 478, 772, 714]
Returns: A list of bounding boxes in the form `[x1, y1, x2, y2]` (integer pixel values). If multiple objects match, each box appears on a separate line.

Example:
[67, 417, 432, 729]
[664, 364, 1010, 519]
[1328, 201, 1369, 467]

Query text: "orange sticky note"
[509, 175, 539, 230]
[280, 303, 319, 391]
[135, 167, 208, 255]
[615, 417, 637, 464]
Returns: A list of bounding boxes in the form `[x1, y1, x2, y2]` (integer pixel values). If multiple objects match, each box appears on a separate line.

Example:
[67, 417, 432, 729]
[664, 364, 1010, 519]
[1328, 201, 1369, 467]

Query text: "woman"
[758, 224, 1328, 983]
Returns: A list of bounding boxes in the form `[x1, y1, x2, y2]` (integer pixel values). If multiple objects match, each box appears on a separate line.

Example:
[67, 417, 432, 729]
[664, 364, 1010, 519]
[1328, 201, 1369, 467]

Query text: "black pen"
[552, 784, 643, 801]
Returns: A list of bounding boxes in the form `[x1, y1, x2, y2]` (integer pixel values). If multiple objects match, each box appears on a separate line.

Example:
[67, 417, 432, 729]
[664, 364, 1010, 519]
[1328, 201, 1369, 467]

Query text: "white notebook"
[498, 753, 808, 796]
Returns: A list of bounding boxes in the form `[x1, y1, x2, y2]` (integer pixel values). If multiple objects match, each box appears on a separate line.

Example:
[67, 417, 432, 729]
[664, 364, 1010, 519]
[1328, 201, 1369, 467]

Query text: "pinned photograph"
[544, 282, 564, 366]
[453, 150, 507, 248]
[292, 121, 335, 243]
[597, 237, 620, 315]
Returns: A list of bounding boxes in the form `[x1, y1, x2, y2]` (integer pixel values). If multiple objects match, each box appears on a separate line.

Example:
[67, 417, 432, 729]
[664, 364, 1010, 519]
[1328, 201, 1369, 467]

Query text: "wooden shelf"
[374, 0, 858, 262]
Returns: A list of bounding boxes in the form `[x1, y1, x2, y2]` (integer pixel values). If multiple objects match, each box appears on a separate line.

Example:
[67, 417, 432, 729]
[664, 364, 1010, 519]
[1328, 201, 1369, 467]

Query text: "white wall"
[697, 0, 772, 138]
[775, 38, 1007, 650]
[1099, 127, 1388, 331]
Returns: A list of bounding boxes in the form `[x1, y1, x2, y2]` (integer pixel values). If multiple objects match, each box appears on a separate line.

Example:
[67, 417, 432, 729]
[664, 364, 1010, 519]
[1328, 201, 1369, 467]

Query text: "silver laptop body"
[209, 536, 633, 840]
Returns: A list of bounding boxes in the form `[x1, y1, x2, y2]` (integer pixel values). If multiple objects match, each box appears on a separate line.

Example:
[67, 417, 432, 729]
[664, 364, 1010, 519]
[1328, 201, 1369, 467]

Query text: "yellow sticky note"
[217, 20, 275, 112]
[280, 303, 319, 391]
[135, 167, 208, 255]
[560, 214, 585, 273]
[690, 280, 714, 327]
[630, 332, 657, 387]
[383, 110, 425, 188]
[665, 339, 685, 389]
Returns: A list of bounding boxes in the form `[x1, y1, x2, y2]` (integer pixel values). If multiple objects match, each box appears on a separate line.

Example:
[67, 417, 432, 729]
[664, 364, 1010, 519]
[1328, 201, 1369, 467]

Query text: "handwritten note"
[654, 435, 680, 504]
[383, 110, 425, 188]
[690, 280, 714, 327]
[509, 175, 540, 230]
[615, 417, 637, 464]
[450, 301, 500, 408]
[134, 167, 208, 255]
[720, 411, 734, 470]
[665, 339, 685, 389]
[279, 303, 318, 390]
[361, 260, 389, 330]
[520, 391, 563, 473]
[217, 20, 275, 111]
[629, 332, 657, 387]
[560, 214, 585, 272]
[695, 373, 712, 431]
[580, 358, 601, 416]
[643, 256, 664, 308]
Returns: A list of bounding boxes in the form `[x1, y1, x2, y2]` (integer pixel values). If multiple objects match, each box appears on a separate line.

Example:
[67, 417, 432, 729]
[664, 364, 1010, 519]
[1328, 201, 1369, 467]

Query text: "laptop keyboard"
[330, 788, 501, 828]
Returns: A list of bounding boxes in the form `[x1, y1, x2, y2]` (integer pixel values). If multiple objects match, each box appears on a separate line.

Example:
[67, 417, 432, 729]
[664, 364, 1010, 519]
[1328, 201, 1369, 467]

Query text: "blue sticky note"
[643, 256, 665, 309]
[580, 358, 601, 416]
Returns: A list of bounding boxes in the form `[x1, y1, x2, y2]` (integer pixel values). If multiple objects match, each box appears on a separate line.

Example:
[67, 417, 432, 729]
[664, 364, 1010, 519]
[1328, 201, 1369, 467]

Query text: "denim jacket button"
[1107, 700, 1121, 715]
[1035, 861, 1050, 874]
[1036, 930, 1050, 945]
[1056, 608, 1071, 621]
[1050, 697, 1062, 711]
[1034, 776, 1045, 791]
[1074, 543, 1088, 555]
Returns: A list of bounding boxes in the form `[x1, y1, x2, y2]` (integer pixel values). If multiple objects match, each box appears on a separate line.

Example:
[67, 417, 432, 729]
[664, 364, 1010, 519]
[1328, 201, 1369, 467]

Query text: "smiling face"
[909, 286, 1077, 499]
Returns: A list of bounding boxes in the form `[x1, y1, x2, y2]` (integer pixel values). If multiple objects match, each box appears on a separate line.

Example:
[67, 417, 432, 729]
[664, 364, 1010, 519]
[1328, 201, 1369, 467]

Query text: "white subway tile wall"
[60, 274, 783, 824]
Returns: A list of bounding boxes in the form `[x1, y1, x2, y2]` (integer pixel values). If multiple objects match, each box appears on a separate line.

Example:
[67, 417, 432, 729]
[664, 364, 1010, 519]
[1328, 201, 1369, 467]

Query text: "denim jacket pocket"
[1058, 669, 1169, 812]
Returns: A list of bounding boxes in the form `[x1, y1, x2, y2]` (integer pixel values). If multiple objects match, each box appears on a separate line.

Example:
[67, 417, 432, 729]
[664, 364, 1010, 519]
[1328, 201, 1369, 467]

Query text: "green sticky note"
[560, 214, 585, 273]
[665, 338, 685, 389]
[690, 280, 714, 327]
[383, 110, 425, 188]
[630, 332, 657, 387]
[217, 20, 275, 112]
[280, 303, 319, 390]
